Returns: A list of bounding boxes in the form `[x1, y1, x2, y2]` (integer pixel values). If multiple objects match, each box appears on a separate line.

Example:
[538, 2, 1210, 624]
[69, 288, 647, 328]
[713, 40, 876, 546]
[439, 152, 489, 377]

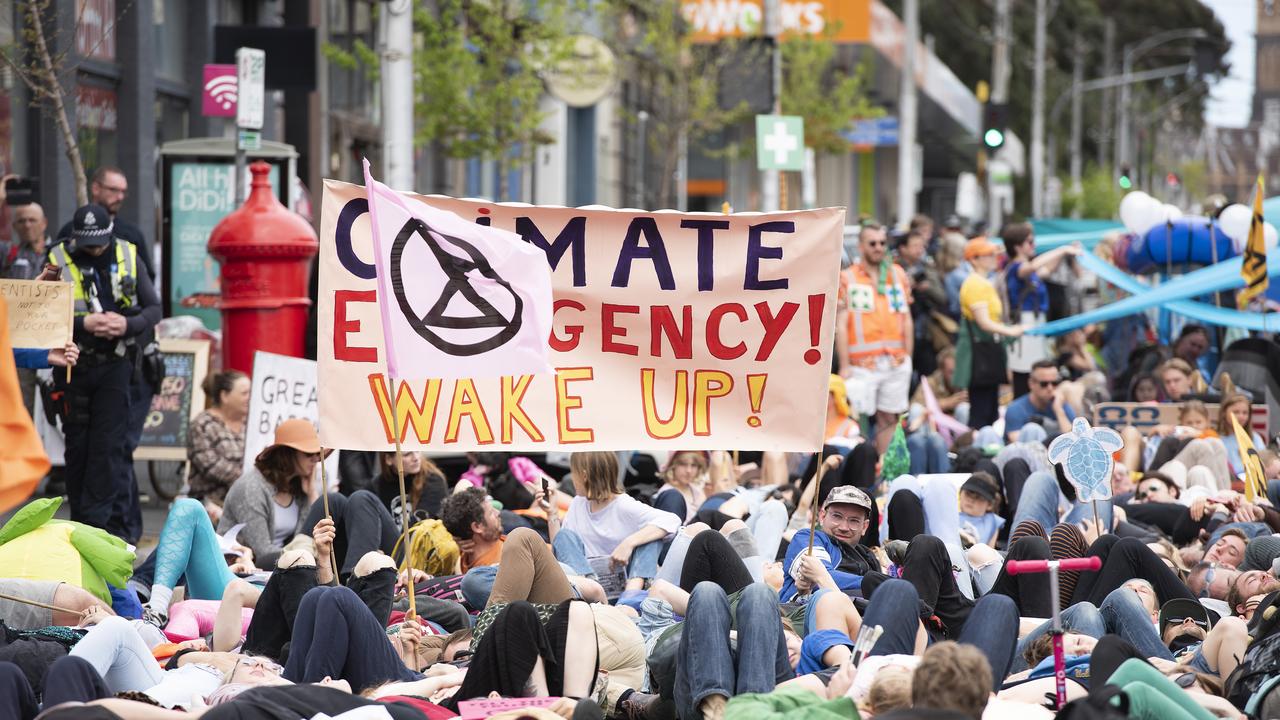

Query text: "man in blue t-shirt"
[1004, 359, 1076, 442]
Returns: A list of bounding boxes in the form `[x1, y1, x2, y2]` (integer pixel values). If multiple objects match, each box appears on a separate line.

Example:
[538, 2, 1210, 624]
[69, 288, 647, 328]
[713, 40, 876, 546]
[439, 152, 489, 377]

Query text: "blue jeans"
[863, 579, 1018, 690]
[551, 528, 594, 576]
[673, 582, 791, 720]
[1011, 471, 1113, 532]
[907, 432, 951, 475]
[1012, 601, 1106, 673]
[628, 539, 663, 581]
[1099, 587, 1173, 662]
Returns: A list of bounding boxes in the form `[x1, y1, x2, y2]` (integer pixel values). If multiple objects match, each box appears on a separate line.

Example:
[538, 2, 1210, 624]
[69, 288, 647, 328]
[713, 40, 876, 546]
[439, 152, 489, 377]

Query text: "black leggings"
[243, 564, 396, 663]
[865, 534, 974, 638]
[987, 536, 1053, 617]
[679, 531, 754, 595]
[1071, 535, 1196, 606]
[447, 600, 591, 710]
[1121, 502, 1208, 546]
[968, 384, 1000, 430]
[0, 657, 110, 720]
[304, 490, 402, 578]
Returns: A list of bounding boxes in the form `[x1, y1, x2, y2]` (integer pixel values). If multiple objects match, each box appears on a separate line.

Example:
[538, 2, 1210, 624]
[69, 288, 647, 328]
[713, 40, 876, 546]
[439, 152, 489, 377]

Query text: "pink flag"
[920, 375, 970, 446]
[363, 160, 553, 380]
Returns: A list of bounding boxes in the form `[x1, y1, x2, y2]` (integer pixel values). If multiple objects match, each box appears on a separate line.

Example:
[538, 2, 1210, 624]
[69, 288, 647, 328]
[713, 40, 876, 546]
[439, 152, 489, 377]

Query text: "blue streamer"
[1026, 252, 1280, 336]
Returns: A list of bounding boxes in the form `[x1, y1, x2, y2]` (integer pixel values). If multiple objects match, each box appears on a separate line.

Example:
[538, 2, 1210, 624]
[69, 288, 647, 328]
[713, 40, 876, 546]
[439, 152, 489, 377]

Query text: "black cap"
[71, 204, 113, 247]
[960, 475, 997, 503]
[1159, 598, 1214, 632]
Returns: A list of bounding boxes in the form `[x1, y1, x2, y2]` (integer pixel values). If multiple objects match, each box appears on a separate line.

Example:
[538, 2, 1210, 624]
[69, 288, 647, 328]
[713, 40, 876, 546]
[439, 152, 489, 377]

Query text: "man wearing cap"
[779, 485, 880, 602]
[47, 203, 160, 541]
[837, 222, 913, 455]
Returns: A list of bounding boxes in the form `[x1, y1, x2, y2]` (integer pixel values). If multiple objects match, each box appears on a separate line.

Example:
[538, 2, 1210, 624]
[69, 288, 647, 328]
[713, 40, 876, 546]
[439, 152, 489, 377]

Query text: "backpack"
[392, 518, 460, 577]
[1225, 631, 1280, 714]
[1055, 684, 1128, 720]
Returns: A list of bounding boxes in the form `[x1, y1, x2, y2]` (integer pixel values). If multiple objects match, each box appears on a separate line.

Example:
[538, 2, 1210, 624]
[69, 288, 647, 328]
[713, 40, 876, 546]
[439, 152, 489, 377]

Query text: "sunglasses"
[230, 657, 283, 677]
[1198, 564, 1217, 599]
[865, 240, 886, 248]
[1164, 615, 1209, 630]
[1173, 672, 1197, 689]
[1033, 379, 1062, 388]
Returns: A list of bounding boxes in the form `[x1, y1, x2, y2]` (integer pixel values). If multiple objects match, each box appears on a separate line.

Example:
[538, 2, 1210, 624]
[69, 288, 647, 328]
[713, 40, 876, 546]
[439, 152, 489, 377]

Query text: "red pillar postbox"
[207, 161, 318, 373]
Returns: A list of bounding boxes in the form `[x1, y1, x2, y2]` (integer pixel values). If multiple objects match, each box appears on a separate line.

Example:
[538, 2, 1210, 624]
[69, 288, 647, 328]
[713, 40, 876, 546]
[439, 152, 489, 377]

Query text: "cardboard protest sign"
[244, 351, 338, 482]
[1048, 417, 1123, 502]
[136, 339, 210, 461]
[1093, 402, 1270, 437]
[318, 181, 845, 452]
[0, 279, 73, 348]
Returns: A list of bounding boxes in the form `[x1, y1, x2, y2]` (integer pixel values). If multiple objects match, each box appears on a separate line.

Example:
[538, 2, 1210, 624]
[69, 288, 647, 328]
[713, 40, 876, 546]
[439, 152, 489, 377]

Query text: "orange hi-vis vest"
[841, 261, 911, 365]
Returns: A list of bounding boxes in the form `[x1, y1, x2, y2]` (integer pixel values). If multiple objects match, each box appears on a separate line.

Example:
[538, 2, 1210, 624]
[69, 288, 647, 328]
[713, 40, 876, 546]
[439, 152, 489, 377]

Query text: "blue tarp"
[1031, 218, 1126, 252]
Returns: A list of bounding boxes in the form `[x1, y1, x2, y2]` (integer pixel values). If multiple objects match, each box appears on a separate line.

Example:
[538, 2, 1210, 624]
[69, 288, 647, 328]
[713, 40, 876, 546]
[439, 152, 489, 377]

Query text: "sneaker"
[140, 605, 167, 629]
[884, 539, 909, 566]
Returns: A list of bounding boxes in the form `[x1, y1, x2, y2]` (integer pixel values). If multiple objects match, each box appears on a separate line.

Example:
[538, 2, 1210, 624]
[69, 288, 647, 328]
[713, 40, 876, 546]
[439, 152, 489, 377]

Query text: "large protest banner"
[318, 181, 845, 452]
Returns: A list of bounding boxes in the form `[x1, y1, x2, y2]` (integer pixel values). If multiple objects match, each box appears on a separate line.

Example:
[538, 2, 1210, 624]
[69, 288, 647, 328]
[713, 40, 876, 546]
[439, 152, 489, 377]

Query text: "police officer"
[48, 204, 160, 541]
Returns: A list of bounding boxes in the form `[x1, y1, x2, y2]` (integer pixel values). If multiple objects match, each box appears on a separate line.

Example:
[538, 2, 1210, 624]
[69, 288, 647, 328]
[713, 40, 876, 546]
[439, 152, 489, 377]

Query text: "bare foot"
[700, 694, 727, 720]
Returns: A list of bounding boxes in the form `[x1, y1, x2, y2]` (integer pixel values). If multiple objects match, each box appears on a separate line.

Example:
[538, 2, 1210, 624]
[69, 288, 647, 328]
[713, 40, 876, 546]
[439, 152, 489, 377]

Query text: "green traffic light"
[983, 128, 1004, 148]
[1118, 176, 1132, 189]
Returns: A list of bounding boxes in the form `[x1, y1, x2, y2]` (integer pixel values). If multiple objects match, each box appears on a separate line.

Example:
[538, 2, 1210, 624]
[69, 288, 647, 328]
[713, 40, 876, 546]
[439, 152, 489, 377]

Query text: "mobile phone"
[541, 477, 550, 501]
[4, 177, 37, 206]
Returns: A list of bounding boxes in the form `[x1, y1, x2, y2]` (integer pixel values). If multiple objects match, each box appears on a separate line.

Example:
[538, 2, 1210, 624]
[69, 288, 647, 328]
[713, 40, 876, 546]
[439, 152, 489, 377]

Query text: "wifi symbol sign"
[201, 64, 239, 118]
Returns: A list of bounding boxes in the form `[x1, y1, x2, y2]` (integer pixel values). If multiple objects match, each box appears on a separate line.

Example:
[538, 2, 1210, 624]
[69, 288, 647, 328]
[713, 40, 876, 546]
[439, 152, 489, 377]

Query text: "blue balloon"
[1124, 216, 1237, 275]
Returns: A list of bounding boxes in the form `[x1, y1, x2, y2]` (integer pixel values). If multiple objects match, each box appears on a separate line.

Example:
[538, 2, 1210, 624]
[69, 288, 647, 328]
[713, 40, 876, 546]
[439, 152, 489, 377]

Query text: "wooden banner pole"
[387, 375, 416, 619]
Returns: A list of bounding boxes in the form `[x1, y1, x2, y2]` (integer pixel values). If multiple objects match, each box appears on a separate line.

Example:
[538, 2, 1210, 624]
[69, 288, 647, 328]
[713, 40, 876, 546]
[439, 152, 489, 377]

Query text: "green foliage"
[598, 0, 755, 205]
[1060, 165, 1121, 219]
[1178, 159, 1206, 201]
[322, 38, 378, 78]
[414, 0, 579, 190]
[780, 34, 881, 156]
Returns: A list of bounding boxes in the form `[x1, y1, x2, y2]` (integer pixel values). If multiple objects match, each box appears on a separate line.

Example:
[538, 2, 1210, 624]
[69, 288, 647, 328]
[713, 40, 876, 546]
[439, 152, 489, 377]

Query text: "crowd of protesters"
[2, 213, 1280, 720]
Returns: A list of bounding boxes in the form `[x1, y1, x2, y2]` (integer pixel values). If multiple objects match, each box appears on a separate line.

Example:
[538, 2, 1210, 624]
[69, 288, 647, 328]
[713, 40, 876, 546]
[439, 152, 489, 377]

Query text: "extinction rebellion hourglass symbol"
[389, 217, 524, 357]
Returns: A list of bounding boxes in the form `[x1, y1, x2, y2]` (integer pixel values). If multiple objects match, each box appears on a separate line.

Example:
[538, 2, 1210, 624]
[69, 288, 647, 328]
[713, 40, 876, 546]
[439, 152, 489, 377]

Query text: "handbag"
[962, 318, 1007, 388]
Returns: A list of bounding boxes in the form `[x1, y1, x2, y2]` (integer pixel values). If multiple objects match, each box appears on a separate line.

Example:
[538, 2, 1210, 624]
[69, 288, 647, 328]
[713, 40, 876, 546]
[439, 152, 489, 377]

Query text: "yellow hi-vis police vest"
[48, 240, 138, 316]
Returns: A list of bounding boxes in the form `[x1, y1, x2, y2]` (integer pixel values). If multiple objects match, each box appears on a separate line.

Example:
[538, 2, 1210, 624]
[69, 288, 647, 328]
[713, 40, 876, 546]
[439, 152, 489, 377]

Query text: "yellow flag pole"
[387, 375, 416, 619]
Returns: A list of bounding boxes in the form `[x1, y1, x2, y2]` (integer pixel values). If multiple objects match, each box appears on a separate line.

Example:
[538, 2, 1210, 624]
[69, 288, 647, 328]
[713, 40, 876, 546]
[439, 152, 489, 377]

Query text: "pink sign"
[201, 64, 237, 118]
[457, 697, 562, 719]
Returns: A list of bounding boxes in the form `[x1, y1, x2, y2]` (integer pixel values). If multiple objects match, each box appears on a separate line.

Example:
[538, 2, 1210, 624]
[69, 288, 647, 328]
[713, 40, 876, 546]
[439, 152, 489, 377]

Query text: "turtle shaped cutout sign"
[1047, 417, 1125, 502]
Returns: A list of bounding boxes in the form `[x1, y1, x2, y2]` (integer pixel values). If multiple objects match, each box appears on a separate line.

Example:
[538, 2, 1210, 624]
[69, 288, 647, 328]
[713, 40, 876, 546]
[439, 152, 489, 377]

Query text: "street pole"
[1030, 0, 1046, 218]
[1069, 35, 1084, 203]
[1099, 18, 1115, 169]
[896, 0, 919, 229]
[1116, 50, 1131, 180]
[234, 47, 265, 206]
[989, 0, 1011, 231]
[380, 0, 414, 191]
[762, 0, 782, 212]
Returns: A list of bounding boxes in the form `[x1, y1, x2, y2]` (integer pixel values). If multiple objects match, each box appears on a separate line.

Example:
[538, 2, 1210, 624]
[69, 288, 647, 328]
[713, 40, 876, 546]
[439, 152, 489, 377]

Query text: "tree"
[414, 0, 579, 200]
[327, 0, 580, 201]
[0, 0, 92, 204]
[781, 32, 882, 156]
[1060, 164, 1120, 219]
[599, 0, 755, 208]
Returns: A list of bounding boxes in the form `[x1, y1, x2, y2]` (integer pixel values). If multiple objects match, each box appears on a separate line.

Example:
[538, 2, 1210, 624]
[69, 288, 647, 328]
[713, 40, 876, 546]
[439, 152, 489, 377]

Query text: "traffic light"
[1166, 172, 1180, 188]
[1118, 164, 1133, 190]
[982, 103, 1008, 149]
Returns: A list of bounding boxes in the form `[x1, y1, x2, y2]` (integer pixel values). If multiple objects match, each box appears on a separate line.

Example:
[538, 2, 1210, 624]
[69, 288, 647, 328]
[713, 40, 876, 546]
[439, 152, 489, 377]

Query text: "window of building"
[153, 0, 188, 82]
[76, 0, 116, 62]
[77, 83, 118, 172]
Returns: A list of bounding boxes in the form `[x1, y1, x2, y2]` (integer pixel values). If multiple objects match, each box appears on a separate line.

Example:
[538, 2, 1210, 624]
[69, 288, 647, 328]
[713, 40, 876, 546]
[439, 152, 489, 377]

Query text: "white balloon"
[1266, 222, 1278, 251]
[1218, 203, 1252, 245]
[1119, 192, 1153, 233]
[1135, 199, 1167, 236]
[1162, 204, 1182, 223]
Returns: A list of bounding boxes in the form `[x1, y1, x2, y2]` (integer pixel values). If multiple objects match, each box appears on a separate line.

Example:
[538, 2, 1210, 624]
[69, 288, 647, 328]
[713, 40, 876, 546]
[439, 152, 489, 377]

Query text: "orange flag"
[0, 294, 50, 512]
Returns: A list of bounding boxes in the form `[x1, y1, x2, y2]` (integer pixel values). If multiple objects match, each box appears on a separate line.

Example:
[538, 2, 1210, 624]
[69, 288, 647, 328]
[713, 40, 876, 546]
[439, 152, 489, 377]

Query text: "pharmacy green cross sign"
[756, 115, 805, 171]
